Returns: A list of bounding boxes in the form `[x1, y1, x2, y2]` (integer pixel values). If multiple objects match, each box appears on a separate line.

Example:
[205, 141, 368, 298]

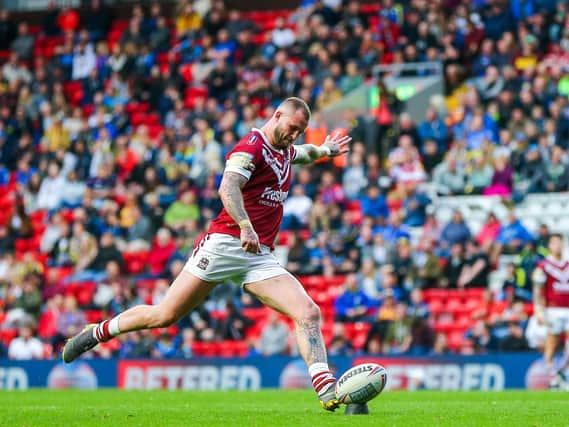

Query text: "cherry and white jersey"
[208, 128, 296, 249]
[535, 256, 569, 308]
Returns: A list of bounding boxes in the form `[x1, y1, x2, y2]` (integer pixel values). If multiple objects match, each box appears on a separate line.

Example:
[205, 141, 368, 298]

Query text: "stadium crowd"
[1, 0, 568, 359]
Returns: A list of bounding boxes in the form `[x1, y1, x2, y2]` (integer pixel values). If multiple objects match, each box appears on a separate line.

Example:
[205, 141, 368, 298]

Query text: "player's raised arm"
[292, 130, 352, 164]
[218, 170, 260, 254]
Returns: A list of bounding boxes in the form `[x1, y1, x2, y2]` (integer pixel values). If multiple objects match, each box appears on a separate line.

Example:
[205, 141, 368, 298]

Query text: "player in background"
[532, 233, 569, 389]
[62, 97, 351, 411]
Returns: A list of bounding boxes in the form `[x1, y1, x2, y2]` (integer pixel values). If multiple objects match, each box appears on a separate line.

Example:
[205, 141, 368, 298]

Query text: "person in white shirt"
[8, 326, 44, 360]
[37, 162, 67, 211]
[72, 42, 97, 80]
[283, 185, 313, 229]
[271, 17, 296, 49]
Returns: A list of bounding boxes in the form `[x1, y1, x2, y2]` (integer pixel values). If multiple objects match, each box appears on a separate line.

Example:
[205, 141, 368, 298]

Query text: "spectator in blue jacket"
[441, 210, 472, 247]
[334, 273, 376, 322]
[418, 107, 448, 152]
[402, 184, 431, 227]
[494, 210, 534, 255]
[360, 185, 389, 220]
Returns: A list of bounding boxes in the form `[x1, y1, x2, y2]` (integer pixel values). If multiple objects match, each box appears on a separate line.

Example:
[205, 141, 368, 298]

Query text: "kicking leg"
[245, 273, 339, 411]
[62, 271, 215, 362]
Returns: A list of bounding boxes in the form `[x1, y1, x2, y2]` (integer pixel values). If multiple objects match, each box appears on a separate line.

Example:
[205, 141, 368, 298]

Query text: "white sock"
[309, 363, 335, 396]
[92, 315, 121, 342]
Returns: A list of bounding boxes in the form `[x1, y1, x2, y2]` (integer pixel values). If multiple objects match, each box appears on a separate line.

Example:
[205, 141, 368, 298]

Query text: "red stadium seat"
[0, 329, 18, 346]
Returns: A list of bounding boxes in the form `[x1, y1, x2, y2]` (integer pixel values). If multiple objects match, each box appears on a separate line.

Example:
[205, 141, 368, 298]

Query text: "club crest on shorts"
[197, 256, 210, 270]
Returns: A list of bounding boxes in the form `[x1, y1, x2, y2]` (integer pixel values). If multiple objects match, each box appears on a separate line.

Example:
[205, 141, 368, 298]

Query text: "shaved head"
[278, 97, 311, 122]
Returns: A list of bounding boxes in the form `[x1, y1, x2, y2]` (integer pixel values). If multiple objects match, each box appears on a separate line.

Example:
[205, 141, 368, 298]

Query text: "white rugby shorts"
[545, 307, 569, 335]
[184, 233, 288, 285]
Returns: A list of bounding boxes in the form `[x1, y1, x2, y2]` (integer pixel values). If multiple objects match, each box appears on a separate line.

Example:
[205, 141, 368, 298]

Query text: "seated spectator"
[383, 303, 412, 354]
[415, 240, 443, 288]
[430, 332, 450, 355]
[54, 296, 86, 347]
[418, 107, 448, 152]
[10, 22, 34, 60]
[282, 185, 313, 230]
[69, 221, 98, 273]
[484, 155, 513, 196]
[465, 154, 493, 194]
[457, 240, 490, 288]
[441, 210, 471, 247]
[357, 259, 382, 301]
[441, 243, 465, 288]
[392, 238, 418, 290]
[218, 302, 253, 341]
[476, 212, 501, 252]
[147, 228, 177, 276]
[339, 61, 364, 94]
[10, 273, 42, 321]
[334, 273, 375, 322]
[164, 191, 200, 231]
[151, 333, 177, 359]
[342, 153, 368, 200]
[125, 205, 153, 251]
[37, 162, 67, 211]
[176, 328, 195, 359]
[360, 185, 389, 220]
[328, 322, 354, 356]
[468, 321, 499, 353]
[271, 17, 296, 49]
[88, 232, 124, 272]
[499, 321, 530, 352]
[494, 210, 533, 256]
[433, 155, 465, 195]
[8, 324, 44, 360]
[257, 313, 290, 356]
[402, 184, 431, 227]
[315, 77, 343, 110]
[407, 288, 430, 319]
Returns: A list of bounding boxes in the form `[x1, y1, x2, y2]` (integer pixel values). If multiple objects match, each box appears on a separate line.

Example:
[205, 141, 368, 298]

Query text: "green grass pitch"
[1, 390, 567, 427]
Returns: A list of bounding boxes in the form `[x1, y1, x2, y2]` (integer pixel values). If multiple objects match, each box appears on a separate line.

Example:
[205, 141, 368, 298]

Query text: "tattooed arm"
[218, 171, 260, 253]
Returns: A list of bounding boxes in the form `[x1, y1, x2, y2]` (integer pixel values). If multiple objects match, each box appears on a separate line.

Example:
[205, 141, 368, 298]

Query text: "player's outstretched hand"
[241, 226, 261, 254]
[323, 132, 352, 157]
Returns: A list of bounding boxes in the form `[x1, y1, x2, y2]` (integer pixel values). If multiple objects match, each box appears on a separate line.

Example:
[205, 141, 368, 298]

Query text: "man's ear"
[274, 111, 282, 121]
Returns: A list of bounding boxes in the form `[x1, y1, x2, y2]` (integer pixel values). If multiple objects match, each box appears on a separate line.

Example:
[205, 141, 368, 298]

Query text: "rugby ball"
[335, 363, 387, 404]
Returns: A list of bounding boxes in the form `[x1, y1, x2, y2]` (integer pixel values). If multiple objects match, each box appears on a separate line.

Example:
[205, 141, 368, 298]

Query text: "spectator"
[147, 228, 177, 276]
[383, 303, 412, 354]
[342, 153, 368, 200]
[402, 184, 431, 227]
[8, 324, 44, 360]
[433, 155, 465, 195]
[494, 210, 533, 256]
[315, 77, 342, 110]
[334, 273, 375, 322]
[441, 243, 465, 289]
[475, 213, 502, 252]
[360, 185, 388, 220]
[418, 107, 448, 152]
[164, 191, 200, 231]
[271, 17, 296, 49]
[55, 296, 86, 345]
[457, 240, 490, 288]
[339, 61, 363, 94]
[257, 313, 290, 356]
[441, 210, 471, 247]
[88, 232, 124, 272]
[0, 9, 16, 50]
[152, 333, 177, 359]
[10, 22, 34, 60]
[328, 322, 354, 356]
[218, 302, 253, 341]
[499, 321, 530, 352]
[415, 240, 443, 288]
[283, 185, 313, 230]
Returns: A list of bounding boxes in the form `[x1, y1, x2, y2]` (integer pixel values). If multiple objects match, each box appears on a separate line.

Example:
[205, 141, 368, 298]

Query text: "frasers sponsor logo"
[338, 365, 373, 387]
[0, 368, 28, 390]
[260, 187, 288, 204]
[386, 363, 505, 391]
[122, 365, 261, 390]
